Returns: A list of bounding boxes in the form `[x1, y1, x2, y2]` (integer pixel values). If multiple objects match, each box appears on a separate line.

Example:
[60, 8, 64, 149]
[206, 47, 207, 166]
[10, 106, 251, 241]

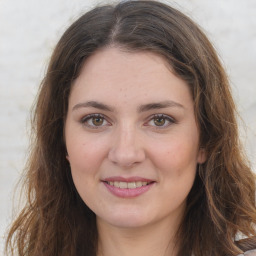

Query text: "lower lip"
[103, 182, 155, 198]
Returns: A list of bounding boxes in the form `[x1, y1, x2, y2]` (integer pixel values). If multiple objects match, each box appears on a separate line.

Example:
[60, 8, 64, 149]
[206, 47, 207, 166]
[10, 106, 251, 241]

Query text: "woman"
[5, 1, 256, 255]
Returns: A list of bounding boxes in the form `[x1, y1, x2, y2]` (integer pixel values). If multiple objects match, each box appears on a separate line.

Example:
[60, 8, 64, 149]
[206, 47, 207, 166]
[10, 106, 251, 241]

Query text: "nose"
[108, 125, 146, 167]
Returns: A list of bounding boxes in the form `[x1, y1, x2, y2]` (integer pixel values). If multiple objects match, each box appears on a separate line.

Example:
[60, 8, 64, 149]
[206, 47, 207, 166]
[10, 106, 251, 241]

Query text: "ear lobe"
[66, 155, 70, 162]
[197, 148, 207, 164]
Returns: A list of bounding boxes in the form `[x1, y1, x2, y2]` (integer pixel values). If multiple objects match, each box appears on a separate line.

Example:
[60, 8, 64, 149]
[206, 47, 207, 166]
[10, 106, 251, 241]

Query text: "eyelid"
[144, 114, 176, 128]
[80, 113, 111, 129]
[80, 113, 176, 129]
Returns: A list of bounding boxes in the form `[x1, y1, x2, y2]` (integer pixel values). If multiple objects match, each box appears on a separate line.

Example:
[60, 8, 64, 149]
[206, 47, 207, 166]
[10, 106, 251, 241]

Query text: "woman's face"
[65, 47, 205, 229]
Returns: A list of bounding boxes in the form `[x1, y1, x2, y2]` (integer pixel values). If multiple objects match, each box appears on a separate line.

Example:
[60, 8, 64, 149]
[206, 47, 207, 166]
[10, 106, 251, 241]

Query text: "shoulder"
[235, 237, 256, 255]
[238, 249, 256, 256]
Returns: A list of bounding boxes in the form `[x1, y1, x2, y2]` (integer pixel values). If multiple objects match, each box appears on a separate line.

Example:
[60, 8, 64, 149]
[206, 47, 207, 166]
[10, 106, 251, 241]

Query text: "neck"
[96, 218, 180, 256]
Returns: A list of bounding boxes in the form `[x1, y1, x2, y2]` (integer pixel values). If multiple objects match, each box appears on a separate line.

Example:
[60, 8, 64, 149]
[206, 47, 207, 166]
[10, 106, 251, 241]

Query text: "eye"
[146, 114, 175, 128]
[81, 114, 110, 129]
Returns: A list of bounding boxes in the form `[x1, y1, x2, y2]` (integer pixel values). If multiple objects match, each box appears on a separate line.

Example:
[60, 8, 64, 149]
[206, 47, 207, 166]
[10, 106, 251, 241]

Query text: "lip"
[102, 176, 155, 198]
[103, 176, 154, 183]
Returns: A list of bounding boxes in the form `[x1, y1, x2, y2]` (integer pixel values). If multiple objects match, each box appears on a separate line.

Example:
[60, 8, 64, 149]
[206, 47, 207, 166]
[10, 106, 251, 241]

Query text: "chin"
[106, 217, 150, 229]
[97, 208, 153, 229]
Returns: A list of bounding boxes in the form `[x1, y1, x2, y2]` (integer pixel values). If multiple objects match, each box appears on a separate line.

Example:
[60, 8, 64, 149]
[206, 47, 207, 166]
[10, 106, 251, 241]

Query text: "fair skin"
[65, 47, 206, 256]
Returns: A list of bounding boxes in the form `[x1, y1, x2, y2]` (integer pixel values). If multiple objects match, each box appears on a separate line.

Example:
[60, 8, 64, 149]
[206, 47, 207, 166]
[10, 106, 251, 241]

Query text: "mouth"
[102, 177, 155, 198]
[104, 181, 154, 189]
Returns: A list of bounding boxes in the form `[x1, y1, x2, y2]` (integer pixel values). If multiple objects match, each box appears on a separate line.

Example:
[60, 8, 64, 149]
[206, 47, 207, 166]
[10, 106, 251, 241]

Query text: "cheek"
[158, 139, 198, 198]
[66, 143, 105, 198]
[150, 138, 199, 171]
[67, 138, 106, 197]
[66, 130, 108, 169]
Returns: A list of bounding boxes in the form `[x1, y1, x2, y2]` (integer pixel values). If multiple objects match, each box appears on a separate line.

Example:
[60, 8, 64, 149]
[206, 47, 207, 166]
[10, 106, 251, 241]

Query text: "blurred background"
[0, 0, 255, 253]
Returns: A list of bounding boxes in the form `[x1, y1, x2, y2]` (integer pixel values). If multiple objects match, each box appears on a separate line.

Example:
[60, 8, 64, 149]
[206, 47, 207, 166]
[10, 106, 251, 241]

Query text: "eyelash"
[80, 114, 110, 129]
[145, 114, 176, 128]
[80, 113, 176, 129]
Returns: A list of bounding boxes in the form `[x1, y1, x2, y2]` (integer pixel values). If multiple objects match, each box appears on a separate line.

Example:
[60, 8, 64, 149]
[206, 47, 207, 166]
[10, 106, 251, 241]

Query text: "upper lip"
[102, 176, 155, 183]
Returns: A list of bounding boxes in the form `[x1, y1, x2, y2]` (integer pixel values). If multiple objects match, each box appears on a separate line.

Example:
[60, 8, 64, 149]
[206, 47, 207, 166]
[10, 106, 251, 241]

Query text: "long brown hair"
[5, 1, 256, 255]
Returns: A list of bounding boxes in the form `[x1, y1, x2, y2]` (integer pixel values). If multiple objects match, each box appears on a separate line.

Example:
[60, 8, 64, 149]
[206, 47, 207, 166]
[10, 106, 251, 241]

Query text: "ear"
[197, 148, 207, 164]
[66, 154, 70, 162]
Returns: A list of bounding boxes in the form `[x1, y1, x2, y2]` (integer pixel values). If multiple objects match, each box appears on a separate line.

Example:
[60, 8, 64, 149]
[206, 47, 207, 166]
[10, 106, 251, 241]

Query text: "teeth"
[128, 182, 136, 189]
[136, 181, 142, 188]
[107, 181, 151, 188]
[119, 182, 127, 189]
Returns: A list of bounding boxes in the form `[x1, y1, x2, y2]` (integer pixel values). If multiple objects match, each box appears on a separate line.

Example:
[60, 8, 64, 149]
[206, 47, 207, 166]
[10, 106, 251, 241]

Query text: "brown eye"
[145, 114, 175, 129]
[81, 114, 109, 129]
[153, 117, 166, 126]
[92, 116, 104, 126]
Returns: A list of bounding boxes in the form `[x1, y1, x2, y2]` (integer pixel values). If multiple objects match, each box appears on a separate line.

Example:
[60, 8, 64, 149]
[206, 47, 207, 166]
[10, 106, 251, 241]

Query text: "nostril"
[108, 148, 145, 167]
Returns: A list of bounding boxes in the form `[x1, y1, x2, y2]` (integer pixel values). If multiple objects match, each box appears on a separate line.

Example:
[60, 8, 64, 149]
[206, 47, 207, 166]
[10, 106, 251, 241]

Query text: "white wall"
[1, 0, 255, 253]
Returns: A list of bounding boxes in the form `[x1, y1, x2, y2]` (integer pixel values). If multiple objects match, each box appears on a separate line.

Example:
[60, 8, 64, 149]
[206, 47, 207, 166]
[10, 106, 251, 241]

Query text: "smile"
[102, 177, 155, 198]
[105, 181, 151, 189]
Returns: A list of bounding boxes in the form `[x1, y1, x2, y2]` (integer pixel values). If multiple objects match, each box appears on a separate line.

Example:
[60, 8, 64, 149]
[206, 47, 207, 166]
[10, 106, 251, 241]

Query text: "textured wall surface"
[1, 0, 256, 253]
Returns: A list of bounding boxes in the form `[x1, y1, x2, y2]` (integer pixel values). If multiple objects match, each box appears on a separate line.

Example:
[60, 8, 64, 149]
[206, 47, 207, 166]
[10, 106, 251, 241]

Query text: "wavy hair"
[5, 1, 256, 255]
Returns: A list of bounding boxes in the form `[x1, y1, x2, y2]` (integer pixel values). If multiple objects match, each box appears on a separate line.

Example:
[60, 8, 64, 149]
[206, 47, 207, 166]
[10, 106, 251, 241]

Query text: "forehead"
[69, 47, 193, 109]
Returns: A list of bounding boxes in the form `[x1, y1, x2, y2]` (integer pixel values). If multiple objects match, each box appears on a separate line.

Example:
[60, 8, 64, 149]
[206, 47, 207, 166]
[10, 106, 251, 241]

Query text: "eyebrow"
[137, 101, 184, 112]
[72, 101, 114, 112]
[72, 100, 184, 112]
